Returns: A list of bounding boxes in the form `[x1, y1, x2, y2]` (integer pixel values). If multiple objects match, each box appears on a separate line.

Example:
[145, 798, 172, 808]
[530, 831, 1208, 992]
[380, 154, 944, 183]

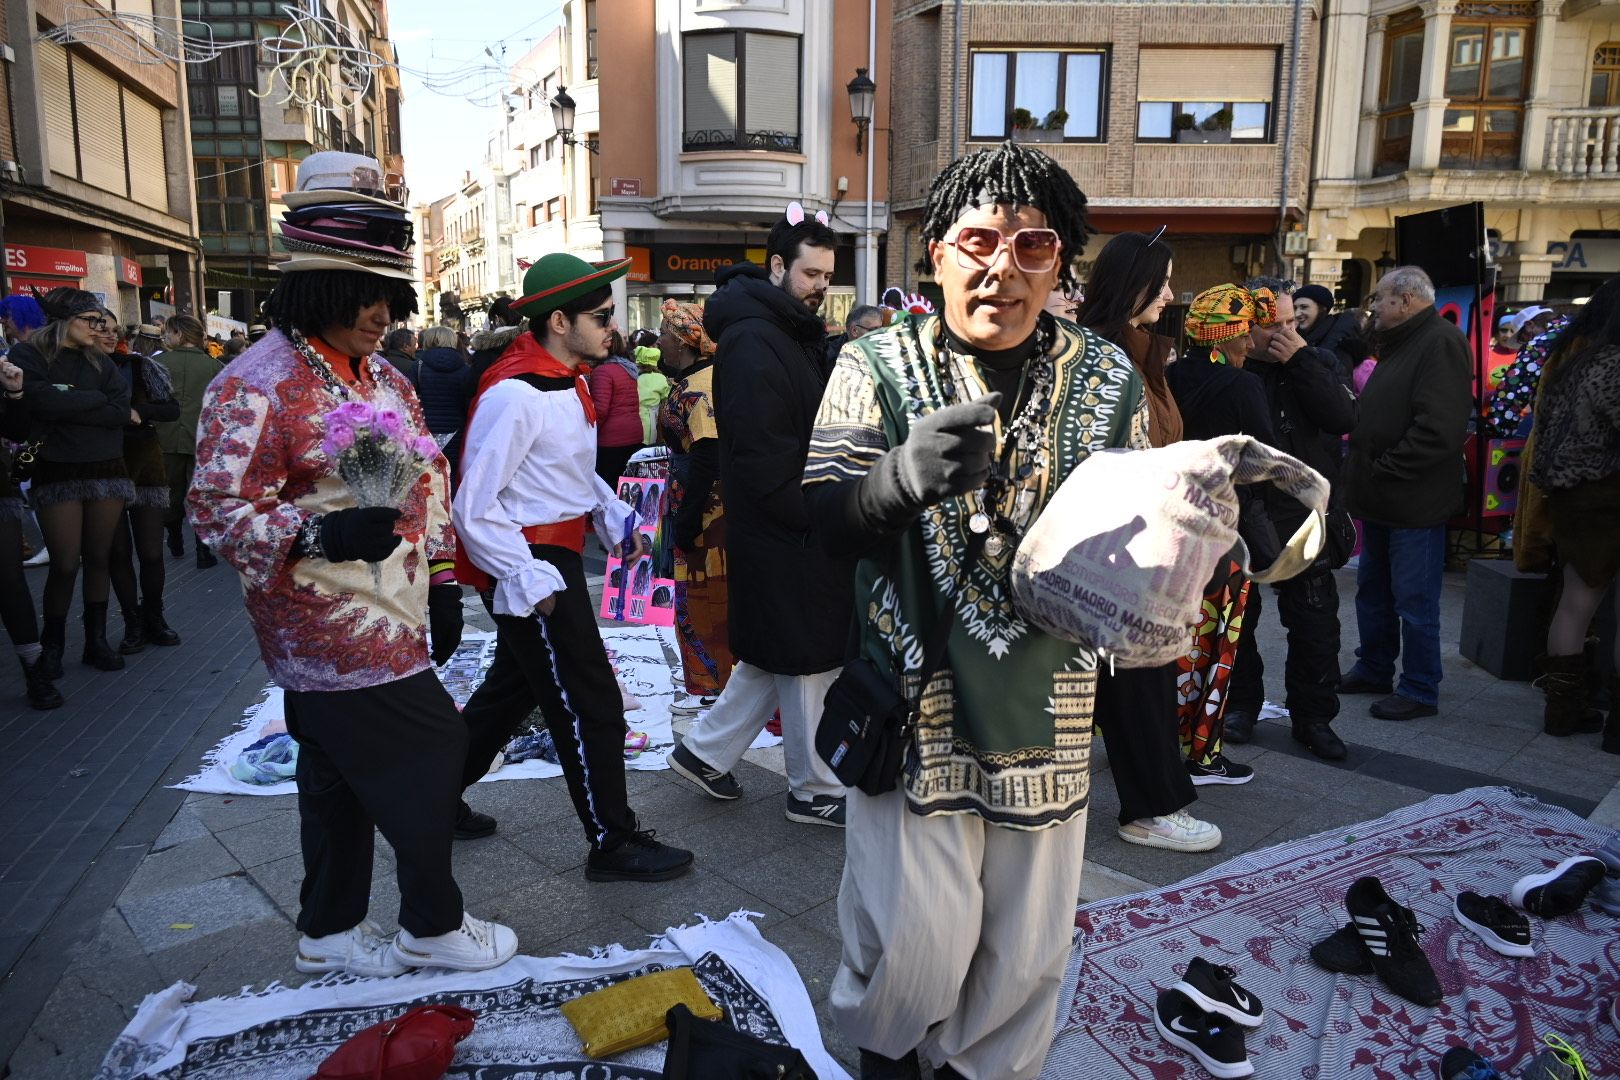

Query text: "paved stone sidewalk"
[3, 566, 1618, 1078]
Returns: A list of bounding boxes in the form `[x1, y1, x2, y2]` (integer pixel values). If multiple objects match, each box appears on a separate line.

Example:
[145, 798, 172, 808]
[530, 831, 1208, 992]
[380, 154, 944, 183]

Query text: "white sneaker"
[1118, 811, 1222, 852]
[390, 913, 518, 972]
[295, 918, 408, 977]
[22, 549, 49, 567]
[670, 695, 717, 715]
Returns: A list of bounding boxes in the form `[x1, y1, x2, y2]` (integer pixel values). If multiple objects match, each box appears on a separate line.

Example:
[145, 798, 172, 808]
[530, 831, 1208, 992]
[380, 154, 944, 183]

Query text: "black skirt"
[30, 457, 135, 508]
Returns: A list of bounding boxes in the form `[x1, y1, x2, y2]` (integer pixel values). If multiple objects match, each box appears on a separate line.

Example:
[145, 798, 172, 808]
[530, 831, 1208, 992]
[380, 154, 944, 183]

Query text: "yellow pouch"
[559, 966, 724, 1059]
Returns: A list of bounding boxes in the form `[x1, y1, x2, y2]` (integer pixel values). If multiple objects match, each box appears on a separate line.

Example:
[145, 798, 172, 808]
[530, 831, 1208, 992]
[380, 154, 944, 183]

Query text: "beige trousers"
[829, 787, 1088, 1080]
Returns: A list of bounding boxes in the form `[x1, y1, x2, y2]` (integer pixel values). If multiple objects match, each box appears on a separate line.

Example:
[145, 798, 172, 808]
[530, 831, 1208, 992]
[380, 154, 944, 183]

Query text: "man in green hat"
[452, 252, 695, 883]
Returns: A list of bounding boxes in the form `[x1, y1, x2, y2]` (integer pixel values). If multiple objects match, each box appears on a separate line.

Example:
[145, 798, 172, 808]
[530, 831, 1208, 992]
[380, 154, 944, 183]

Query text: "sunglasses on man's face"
[942, 227, 1062, 275]
[579, 306, 616, 328]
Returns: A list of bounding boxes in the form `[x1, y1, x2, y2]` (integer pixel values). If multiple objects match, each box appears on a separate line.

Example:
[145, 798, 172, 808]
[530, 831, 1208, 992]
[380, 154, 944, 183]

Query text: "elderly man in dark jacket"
[1340, 266, 1471, 722]
[1224, 279, 1357, 760]
[666, 209, 852, 827]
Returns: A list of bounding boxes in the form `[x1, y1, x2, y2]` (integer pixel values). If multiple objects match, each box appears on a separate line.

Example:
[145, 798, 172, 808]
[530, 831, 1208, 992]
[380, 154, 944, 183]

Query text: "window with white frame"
[682, 30, 801, 152]
[969, 49, 1107, 141]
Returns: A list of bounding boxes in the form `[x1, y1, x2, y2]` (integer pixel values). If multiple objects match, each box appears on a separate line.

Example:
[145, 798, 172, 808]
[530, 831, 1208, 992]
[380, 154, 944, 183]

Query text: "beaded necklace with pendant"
[289, 329, 384, 400]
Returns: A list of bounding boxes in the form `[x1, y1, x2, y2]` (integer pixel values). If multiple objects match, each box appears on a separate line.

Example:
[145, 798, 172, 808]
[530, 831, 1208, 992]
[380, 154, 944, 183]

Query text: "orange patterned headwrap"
[660, 298, 716, 358]
[1184, 284, 1279, 345]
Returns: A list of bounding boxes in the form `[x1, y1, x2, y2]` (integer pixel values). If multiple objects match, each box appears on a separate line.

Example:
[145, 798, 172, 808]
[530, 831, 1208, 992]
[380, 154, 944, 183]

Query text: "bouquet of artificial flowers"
[322, 401, 439, 593]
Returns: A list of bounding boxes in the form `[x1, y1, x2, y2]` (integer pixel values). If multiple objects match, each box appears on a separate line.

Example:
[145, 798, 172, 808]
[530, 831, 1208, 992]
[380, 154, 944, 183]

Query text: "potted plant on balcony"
[1009, 107, 1038, 140]
[1016, 108, 1068, 143]
[1177, 108, 1233, 145]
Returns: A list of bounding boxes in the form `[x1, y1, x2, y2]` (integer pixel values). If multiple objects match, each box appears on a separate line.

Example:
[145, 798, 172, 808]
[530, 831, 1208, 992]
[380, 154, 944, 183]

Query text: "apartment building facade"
[889, 0, 1317, 320]
[1309, 0, 1620, 304]
[4, 0, 203, 321]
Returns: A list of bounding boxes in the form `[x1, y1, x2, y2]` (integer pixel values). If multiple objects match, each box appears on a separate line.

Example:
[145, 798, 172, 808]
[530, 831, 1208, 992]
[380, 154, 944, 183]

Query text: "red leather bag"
[315, 1005, 477, 1080]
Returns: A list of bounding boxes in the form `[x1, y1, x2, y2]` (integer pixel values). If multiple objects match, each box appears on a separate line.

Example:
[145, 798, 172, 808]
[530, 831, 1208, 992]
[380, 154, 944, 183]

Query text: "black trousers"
[283, 670, 466, 938]
[1231, 570, 1342, 723]
[460, 544, 638, 848]
[1095, 661, 1197, 825]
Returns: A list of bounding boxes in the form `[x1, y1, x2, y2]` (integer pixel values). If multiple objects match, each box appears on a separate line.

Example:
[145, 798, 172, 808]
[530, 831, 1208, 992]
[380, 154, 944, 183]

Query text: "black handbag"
[8, 440, 41, 485]
[660, 1003, 818, 1080]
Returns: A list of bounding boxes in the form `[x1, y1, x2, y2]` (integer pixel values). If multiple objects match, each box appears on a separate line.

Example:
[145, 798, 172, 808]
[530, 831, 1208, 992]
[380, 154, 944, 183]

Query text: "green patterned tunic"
[805, 315, 1148, 829]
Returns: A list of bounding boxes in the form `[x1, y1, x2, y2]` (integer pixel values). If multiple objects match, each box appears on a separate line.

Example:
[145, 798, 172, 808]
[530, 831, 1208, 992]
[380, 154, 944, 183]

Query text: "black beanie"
[1293, 284, 1334, 311]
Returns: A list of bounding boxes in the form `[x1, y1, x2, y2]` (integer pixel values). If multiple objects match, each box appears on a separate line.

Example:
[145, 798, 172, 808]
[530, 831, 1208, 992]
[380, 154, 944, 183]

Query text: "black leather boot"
[81, 602, 125, 670]
[143, 600, 180, 646]
[20, 656, 64, 709]
[1541, 653, 1603, 736]
[196, 543, 218, 569]
[38, 617, 66, 680]
[166, 522, 184, 557]
[119, 605, 148, 655]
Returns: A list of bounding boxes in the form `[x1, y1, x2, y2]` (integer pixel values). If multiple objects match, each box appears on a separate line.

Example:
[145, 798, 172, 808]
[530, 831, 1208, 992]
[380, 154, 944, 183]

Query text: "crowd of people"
[1, 140, 1617, 1079]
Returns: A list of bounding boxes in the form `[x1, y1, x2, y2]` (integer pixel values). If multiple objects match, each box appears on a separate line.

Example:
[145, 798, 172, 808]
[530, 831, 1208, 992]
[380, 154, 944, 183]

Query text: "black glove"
[319, 506, 403, 563]
[428, 583, 464, 665]
[891, 393, 1001, 507]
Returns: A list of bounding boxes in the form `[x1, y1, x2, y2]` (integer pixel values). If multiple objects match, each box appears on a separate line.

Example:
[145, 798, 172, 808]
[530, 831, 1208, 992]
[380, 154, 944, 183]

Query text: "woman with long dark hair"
[10, 289, 134, 674]
[0, 354, 63, 707]
[1072, 230, 1220, 853]
[98, 310, 182, 653]
[1523, 276, 1620, 748]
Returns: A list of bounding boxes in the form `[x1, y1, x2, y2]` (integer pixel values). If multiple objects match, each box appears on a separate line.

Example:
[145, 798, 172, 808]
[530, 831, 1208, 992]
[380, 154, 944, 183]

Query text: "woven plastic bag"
[1010, 434, 1329, 668]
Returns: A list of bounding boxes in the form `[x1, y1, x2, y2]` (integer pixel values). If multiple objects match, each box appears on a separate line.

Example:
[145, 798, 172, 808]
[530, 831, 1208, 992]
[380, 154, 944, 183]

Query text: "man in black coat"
[1224, 279, 1357, 761]
[666, 209, 852, 827]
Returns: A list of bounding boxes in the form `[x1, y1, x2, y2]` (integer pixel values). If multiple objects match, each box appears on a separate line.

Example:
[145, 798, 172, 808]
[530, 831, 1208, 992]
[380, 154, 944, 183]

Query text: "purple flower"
[322, 424, 357, 455]
[328, 401, 376, 427]
[414, 435, 440, 459]
[374, 410, 405, 440]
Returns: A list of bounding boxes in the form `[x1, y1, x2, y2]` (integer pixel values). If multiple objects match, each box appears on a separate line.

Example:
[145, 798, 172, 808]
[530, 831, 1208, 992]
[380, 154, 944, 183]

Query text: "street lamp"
[847, 68, 876, 156]
[1375, 249, 1396, 279]
[549, 86, 599, 154]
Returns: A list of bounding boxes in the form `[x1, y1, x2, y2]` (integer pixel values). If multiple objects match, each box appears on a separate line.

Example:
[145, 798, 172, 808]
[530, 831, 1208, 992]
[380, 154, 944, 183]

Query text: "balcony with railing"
[1546, 108, 1620, 177]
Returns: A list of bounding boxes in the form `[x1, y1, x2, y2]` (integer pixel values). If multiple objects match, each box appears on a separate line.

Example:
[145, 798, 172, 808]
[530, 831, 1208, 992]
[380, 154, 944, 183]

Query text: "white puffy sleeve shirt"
[452, 378, 635, 617]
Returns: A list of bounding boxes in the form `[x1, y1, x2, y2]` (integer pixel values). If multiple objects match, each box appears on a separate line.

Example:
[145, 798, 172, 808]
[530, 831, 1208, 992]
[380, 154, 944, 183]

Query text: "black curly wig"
[262, 269, 418, 340]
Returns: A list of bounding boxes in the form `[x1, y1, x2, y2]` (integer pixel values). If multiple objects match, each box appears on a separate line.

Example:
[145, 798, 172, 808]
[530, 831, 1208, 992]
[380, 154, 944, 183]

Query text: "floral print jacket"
[188, 330, 454, 692]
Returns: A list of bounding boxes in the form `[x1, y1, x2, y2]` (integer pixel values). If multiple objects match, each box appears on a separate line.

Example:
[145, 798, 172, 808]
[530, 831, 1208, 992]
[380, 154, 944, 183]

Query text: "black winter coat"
[705, 263, 852, 674]
[1248, 345, 1357, 527]
[416, 346, 473, 436]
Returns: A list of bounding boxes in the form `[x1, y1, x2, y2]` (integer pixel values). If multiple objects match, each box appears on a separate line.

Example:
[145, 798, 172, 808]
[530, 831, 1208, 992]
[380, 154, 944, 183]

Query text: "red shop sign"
[117, 257, 143, 287]
[4, 243, 89, 278]
[7, 275, 78, 296]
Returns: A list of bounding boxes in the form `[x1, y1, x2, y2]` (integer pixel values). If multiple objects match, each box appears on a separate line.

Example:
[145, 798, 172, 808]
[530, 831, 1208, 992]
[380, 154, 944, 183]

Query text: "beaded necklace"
[288, 329, 384, 399]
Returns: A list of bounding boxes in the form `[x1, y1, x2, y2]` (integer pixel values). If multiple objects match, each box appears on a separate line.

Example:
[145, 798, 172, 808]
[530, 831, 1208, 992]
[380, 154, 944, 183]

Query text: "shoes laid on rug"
[857, 1048, 920, 1080]
[391, 913, 518, 971]
[1172, 956, 1264, 1027]
[1592, 838, 1620, 916]
[1117, 811, 1222, 852]
[668, 740, 742, 800]
[669, 695, 717, 715]
[1522, 1034, 1587, 1080]
[454, 800, 496, 841]
[586, 828, 694, 882]
[1345, 876, 1442, 1006]
[1368, 694, 1438, 721]
[1439, 1046, 1507, 1080]
[1452, 892, 1534, 957]
[1309, 922, 1372, 975]
[1337, 672, 1393, 695]
[1291, 719, 1347, 761]
[1221, 710, 1256, 744]
[1187, 752, 1255, 787]
[1153, 988, 1253, 1079]
[785, 793, 846, 828]
[624, 730, 651, 754]
[1511, 855, 1607, 917]
[297, 919, 408, 977]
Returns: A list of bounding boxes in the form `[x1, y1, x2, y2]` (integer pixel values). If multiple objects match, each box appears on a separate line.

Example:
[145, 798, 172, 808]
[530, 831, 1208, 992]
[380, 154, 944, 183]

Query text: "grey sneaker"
[785, 794, 845, 828]
[667, 740, 742, 800]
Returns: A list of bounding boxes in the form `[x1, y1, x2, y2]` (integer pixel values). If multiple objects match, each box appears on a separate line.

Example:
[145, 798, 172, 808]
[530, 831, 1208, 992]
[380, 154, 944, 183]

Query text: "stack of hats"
[277, 151, 414, 282]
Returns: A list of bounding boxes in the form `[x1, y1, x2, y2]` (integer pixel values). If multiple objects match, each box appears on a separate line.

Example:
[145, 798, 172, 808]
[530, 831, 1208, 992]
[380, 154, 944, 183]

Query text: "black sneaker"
[586, 829, 694, 882]
[1310, 922, 1373, 975]
[1511, 855, 1607, 918]
[857, 1048, 921, 1080]
[1153, 989, 1253, 1078]
[1172, 956, 1264, 1028]
[1453, 892, 1533, 957]
[667, 740, 742, 800]
[1187, 752, 1255, 786]
[1345, 876, 1442, 1006]
[1222, 710, 1256, 744]
[1439, 1047, 1508, 1079]
[454, 800, 497, 841]
[785, 793, 846, 828]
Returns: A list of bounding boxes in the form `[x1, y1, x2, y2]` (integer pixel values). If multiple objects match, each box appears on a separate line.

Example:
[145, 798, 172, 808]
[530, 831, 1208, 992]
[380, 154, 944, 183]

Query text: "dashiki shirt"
[657, 361, 733, 695]
[806, 315, 1148, 830]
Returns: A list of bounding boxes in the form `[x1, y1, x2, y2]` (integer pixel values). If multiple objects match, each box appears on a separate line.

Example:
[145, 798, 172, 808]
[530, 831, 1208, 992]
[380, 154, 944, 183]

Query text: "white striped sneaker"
[1344, 876, 1442, 1006]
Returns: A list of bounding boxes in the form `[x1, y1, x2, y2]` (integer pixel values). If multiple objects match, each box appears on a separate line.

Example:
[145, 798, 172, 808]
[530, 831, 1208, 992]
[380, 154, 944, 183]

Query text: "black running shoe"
[785, 793, 846, 828]
[1439, 1046, 1508, 1080]
[1511, 855, 1606, 918]
[586, 829, 694, 882]
[1309, 922, 1373, 975]
[1172, 956, 1265, 1028]
[1453, 892, 1533, 957]
[667, 740, 743, 800]
[454, 800, 497, 841]
[1186, 752, 1255, 786]
[1345, 876, 1442, 1006]
[1153, 989, 1253, 1078]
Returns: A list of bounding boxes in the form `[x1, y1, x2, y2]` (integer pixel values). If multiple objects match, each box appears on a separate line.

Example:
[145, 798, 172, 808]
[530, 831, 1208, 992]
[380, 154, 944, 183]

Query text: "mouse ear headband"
[785, 201, 829, 227]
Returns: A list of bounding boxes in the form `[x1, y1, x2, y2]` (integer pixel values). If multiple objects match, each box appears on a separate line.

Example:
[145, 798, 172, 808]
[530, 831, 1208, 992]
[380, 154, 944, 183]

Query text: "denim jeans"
[1348, 522, 1446, 706]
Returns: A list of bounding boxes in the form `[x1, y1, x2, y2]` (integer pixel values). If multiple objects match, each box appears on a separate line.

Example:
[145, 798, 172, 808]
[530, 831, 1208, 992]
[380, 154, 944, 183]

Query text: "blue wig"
[0, 295, 46, 334]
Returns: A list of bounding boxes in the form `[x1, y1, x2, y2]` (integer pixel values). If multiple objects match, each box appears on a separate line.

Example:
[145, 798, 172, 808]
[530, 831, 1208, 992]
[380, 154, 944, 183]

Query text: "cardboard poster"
[600, 475, 676, 626]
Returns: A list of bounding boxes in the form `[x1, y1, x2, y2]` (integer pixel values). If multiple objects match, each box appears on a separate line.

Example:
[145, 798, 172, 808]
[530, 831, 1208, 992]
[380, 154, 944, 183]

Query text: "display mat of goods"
[95, 912, 850, 1080]
[1041, 786, 1618, 1079]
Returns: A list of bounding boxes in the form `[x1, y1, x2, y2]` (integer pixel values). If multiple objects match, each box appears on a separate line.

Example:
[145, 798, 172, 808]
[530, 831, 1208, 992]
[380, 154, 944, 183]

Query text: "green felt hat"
[512, 252, 631, 321]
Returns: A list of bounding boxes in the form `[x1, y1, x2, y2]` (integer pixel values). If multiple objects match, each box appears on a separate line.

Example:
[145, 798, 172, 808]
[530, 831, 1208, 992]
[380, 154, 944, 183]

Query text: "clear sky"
[386, 0, 564, 206]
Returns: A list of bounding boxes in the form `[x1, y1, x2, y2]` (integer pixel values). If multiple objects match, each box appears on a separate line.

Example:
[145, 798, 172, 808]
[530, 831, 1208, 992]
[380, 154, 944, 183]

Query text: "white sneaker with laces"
[1118, 811, 1223, 852]
[390, 913, 518, 972]
[296, 918, 408, 977]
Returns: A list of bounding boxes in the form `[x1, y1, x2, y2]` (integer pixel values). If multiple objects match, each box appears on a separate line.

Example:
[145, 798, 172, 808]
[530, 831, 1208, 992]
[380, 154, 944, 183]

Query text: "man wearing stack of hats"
[452, 253, 695, 883]
[189, 151, 519, 976]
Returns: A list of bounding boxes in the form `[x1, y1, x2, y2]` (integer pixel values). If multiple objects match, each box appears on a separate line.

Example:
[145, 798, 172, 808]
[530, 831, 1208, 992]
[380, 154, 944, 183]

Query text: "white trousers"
[830, 788, 1088, 1080]
[679, 660, 844, 800]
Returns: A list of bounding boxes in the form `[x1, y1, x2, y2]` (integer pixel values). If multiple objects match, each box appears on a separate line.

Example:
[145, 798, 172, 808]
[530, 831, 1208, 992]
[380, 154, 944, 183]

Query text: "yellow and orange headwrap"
[1184, 284, 1279, 346]
[660, 298, 716, 358]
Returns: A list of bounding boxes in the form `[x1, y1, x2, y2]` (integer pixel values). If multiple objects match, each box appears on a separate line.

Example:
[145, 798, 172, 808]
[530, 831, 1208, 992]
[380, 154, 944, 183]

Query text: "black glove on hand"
[319, 506, 403, 563]
[891, 393, 1001, 507]
[428, 583, 464, 665]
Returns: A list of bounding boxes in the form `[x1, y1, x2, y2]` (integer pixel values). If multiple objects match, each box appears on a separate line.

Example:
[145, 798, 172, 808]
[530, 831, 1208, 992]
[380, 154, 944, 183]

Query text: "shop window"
[1135, 48, 1277, 143]
[969, 49, 1106, 142]
[1591, 43, 1620, 107]
[1439, 13, 1531, 168]
[682, 30, 801, 152]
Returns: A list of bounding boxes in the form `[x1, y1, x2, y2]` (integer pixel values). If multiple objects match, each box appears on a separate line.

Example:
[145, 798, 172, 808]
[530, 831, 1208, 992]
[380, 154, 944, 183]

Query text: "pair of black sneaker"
[1311, 876, 1445, 1006]
[1152, 957, 1265, 1079]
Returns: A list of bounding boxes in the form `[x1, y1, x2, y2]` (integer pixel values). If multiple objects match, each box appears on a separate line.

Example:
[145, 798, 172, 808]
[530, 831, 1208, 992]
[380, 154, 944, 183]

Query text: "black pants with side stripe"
[459, 544, 638, 848]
